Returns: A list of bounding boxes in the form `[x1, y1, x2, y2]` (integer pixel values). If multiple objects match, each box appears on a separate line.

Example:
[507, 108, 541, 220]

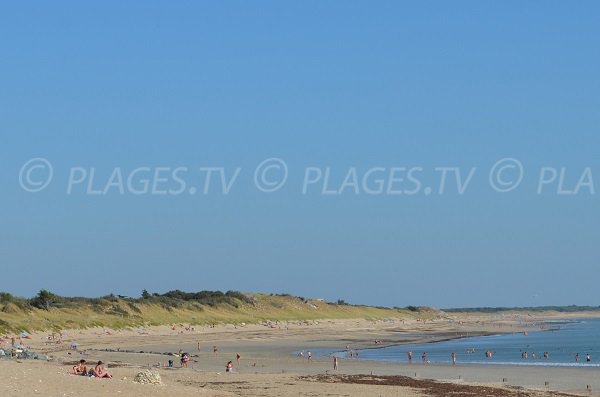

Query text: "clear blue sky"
[1, 1, 599, 308]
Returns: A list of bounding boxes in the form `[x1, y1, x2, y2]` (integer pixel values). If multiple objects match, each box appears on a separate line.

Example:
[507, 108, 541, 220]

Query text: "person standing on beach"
[575, 353, 580, 362]
[422, 352, 427, 364]
[236, 353, 241, 366]
[307, 351, 313, 363]
[213, 345, 218, 356]
[333, 356, 339, 371]
[451, 352, 456, 366]
[407, 351, 413, 364]
[586, 353, 591, 362]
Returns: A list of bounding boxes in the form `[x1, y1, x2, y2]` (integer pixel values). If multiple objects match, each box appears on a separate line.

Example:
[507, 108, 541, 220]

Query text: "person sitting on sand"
[226, 361, 233, 372]
[93, 361, 112, 378]
[180, 352, 190, 368]
[72, 359, 87, 376]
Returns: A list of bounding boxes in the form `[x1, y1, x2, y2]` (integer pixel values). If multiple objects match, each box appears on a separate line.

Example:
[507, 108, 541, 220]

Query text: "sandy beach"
[3, 313, 600, 396]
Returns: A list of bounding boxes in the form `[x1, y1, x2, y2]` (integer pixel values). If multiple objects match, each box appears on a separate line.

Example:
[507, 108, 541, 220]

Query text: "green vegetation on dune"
[6, 290, 597, 334]
[0, 290, 426, 333]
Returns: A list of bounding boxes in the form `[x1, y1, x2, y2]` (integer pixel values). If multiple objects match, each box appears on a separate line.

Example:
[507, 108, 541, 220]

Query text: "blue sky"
[1, 1, 599, 307]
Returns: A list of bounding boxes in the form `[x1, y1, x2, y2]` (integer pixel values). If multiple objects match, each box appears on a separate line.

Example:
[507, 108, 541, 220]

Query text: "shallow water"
[340, 318, 600, 367]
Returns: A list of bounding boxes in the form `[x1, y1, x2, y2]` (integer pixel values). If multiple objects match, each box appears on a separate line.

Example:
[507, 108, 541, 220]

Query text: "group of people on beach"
[178, 345, 242, 373]
[71, 359, 112, 378]
[519, 351, 550, 360]
[406, 351, 432, 365]
[345, 345, 359, 359]
[297, 350, 314, 363]
[403, 349, 592, 365]
[180, 351, 191, 367]
[224, 352, 242, 372]
[575, 353, 592, 363]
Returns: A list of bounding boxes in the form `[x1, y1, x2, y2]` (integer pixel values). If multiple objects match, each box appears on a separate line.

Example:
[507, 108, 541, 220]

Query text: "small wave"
[444, 361, 600, 368]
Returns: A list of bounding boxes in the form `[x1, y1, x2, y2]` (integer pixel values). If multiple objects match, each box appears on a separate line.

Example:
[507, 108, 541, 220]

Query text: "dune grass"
[0, 291, 433, 333]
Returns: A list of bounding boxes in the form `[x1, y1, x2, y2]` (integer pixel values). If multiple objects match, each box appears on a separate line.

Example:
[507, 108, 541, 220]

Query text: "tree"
[141, 289, 151, 299]
[30, 289, 57, 311]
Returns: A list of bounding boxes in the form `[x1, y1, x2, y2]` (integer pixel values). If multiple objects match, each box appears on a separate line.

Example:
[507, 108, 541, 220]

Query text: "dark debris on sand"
[298, 374, 580, 397]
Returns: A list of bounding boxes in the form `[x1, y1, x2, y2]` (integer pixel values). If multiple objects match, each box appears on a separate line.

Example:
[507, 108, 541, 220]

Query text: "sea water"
[339, 318, 600, 367]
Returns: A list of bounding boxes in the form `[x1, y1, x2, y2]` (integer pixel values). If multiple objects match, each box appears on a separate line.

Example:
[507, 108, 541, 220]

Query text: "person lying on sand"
[92, 361, 112, 378]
